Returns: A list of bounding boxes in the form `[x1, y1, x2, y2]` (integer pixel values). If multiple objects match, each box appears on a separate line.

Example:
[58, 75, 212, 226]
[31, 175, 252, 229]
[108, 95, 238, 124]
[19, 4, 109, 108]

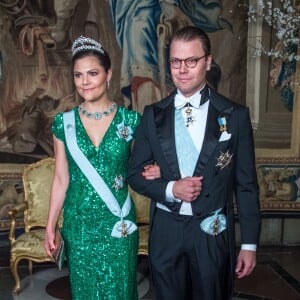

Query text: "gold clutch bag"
[52, 229, 65, 271]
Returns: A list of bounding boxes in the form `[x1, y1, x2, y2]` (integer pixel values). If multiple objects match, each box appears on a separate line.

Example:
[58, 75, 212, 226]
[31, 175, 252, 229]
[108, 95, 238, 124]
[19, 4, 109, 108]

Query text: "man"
[127, 26, 261, 300]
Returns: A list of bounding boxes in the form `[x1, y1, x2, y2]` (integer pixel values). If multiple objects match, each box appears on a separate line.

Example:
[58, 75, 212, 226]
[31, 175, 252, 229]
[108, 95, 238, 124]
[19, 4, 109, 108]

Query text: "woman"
[44, 36, 158, 299]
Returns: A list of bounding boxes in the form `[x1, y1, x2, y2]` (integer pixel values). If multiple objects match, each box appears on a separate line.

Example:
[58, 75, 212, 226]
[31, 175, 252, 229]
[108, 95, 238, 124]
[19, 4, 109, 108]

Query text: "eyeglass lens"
[170, 55, 206, 69]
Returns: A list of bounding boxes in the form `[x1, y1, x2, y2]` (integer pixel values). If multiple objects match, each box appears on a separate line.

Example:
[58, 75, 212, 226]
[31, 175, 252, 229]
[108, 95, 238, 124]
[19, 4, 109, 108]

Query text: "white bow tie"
[174, 93, 201, 109]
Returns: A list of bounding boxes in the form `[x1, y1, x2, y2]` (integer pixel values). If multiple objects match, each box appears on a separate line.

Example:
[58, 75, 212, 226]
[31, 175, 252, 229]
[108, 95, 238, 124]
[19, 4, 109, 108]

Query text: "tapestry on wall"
[0, 0, 250, 230]
[0, 164, 25, 232]
[257, 165, 300, 211]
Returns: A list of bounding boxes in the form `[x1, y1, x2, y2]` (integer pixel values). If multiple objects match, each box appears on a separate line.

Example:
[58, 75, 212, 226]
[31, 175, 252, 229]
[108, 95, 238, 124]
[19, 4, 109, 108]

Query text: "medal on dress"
[116, 122, 133, 141]
[184, 104, 195, 127]
[117, 219, 133, 238]
[112, 175, 124, 190]
[120, 221, 128, 237]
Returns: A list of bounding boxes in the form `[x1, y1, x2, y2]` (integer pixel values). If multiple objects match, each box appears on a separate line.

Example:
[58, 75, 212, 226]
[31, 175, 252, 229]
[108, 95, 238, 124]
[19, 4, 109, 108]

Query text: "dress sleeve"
[51, 112, 65, 142]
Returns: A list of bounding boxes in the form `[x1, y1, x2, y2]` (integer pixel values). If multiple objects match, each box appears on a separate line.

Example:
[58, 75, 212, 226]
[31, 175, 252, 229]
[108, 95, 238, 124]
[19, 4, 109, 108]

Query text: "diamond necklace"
[78, 102, 117, 120]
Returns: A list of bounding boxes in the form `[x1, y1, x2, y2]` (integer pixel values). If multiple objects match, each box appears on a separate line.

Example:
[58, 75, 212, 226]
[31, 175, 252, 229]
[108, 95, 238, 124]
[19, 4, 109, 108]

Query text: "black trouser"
[149, 209, 231, 300]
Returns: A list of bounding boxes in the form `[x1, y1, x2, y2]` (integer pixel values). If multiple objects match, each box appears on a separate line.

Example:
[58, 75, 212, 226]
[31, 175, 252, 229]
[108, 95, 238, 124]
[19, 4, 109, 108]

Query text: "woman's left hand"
[142, 164, 161, 180]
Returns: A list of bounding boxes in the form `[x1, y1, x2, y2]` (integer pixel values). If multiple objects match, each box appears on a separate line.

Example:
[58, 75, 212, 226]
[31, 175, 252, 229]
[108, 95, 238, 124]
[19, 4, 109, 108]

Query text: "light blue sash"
[175, 109, 227, 235]
[174, 110, 198, 177]
[63, 110, 137, 238]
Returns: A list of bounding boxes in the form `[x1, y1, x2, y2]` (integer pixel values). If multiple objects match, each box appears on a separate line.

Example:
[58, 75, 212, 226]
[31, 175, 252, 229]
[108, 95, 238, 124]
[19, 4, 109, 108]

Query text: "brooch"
[112, 175, 124, 190]
[116, 122, 133, 141]
[216, 150, 233, 170]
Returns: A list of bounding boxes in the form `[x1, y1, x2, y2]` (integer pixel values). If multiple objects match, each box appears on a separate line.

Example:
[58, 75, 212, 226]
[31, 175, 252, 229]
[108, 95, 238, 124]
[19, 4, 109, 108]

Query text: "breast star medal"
[216, 150, 233, 170]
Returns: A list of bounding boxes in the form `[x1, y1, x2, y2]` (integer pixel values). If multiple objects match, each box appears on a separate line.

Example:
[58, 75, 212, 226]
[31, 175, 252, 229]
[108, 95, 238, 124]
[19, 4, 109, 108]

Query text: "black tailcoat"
[127, 88, 261, 296]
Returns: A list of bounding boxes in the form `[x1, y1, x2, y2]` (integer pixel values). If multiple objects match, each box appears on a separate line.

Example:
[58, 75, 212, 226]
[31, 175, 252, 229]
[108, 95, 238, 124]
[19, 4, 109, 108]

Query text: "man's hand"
[173, 176, 203, 202]
[142, 164, 161, 180]
[235, 249, 257, 279]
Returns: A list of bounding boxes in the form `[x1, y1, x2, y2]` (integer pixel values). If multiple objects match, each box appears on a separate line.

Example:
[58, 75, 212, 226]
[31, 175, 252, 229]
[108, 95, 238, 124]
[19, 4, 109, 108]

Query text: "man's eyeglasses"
[169, 55, 207, 69]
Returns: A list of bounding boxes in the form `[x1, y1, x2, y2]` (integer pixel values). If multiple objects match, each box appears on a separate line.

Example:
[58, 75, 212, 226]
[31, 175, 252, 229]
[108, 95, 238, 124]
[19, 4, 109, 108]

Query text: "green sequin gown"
[52, 106, 140, 300]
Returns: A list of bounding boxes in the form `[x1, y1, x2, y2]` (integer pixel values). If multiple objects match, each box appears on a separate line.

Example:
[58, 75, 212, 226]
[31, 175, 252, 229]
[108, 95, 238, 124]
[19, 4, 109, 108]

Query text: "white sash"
[63, 110, 137, 238]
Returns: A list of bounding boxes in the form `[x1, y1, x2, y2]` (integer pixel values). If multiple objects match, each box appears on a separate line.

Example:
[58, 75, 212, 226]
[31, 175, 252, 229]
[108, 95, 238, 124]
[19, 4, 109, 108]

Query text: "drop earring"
[107, 80, 110, 89]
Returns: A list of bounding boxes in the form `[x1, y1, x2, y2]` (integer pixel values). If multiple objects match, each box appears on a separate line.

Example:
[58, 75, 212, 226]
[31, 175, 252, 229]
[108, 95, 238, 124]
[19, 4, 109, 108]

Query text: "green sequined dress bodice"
[52, 106, 140, 300]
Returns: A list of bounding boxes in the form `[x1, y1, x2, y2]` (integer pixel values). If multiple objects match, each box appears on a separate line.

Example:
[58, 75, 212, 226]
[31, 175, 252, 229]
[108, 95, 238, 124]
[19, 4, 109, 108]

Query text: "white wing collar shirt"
[165, 86, 209, 215]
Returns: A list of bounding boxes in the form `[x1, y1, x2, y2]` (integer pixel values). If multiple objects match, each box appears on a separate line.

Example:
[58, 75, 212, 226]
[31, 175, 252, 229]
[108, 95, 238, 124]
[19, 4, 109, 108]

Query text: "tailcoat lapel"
[194, 103, 220, 176]
[152, 89, 235, 180]
[154, 95, 181, 180]
[194, 89, 234, 176]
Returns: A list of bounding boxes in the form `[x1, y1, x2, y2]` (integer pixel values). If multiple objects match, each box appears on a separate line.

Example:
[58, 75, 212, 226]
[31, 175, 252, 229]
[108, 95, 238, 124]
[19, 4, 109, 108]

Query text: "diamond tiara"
[71, 36, 105, 57]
